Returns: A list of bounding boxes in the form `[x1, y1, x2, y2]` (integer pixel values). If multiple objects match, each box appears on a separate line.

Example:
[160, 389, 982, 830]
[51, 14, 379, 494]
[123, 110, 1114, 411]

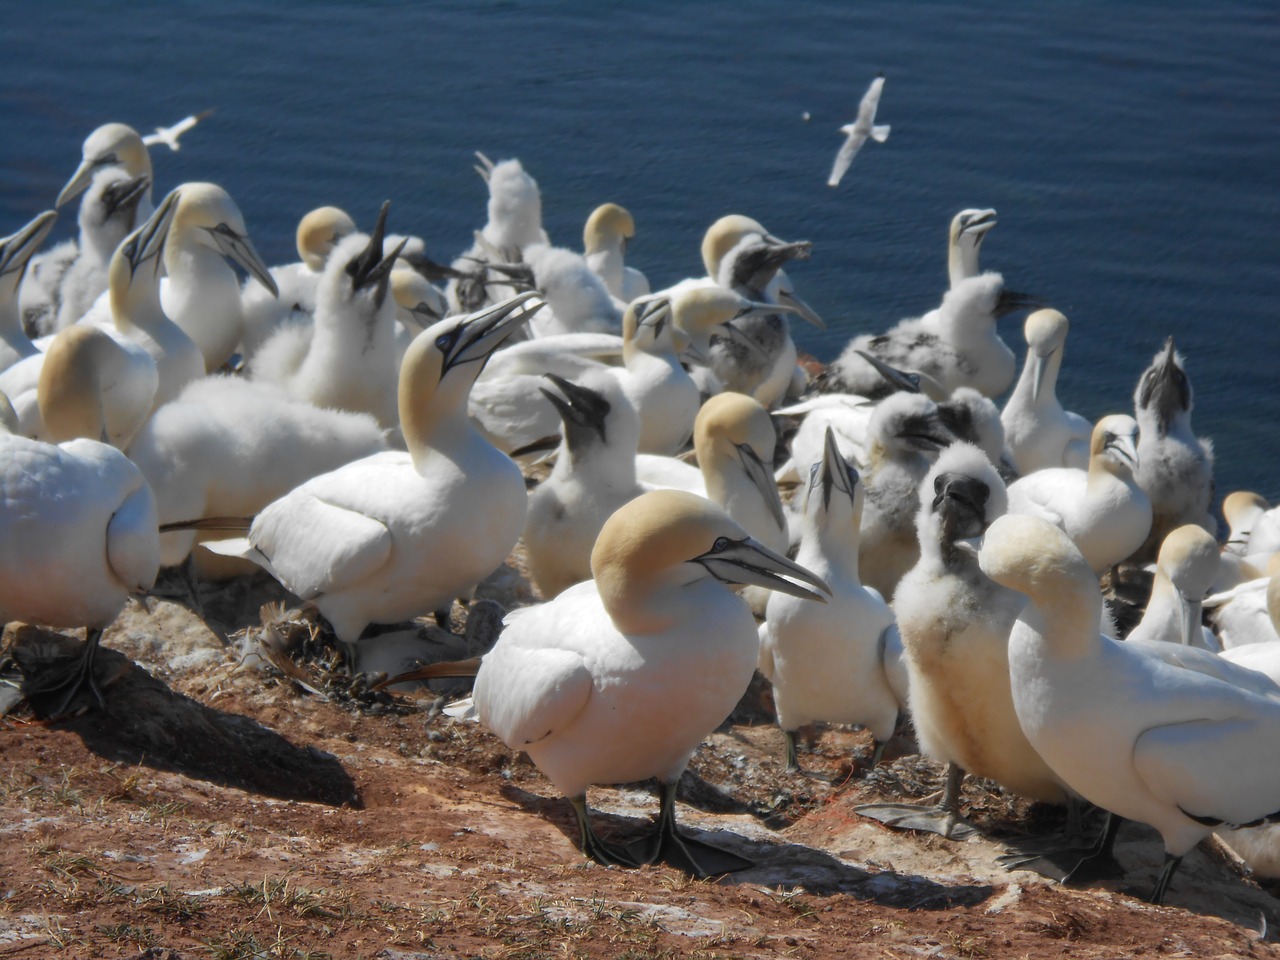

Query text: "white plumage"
[827, 73, 890, 188]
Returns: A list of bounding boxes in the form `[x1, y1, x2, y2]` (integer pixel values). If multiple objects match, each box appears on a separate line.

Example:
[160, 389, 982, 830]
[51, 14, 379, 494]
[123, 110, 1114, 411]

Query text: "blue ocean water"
[2, 2, 1277, 502]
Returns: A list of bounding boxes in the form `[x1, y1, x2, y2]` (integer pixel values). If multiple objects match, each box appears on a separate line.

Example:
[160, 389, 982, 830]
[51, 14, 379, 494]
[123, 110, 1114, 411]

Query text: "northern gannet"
[1001, 309, 1092, 474]
[758, 428, 902, 772]
[828, 272, 1028, 400]
[390, 263, 449, 369]
[55, 123, 154, 212]
[0, 387, 159, 715]
[1131, 337, 1216, 561]
[979, 512, 1280, 904]
[474, 489, 829, 875]
[1205, 556, 1280, 650]
[239, 205, 358, 359]
[0, 210, 58, 372]
[251, 204, 404, 430]
[826, 73, 889, 188]
[947, 209, 997, 290]
[141, 109, 215, 151]
[523, 371, 643, 599]
[1125, 525, 1221, 650]
[1223, 491, 1271, 557]
[205, 293, 542, 659]
[583, 203, 650, 303]
[521, 241, 623, 337]
[857, 392, 956, 599]
[859, 444, 1064, 838]
[1005, 415, 1151, 576]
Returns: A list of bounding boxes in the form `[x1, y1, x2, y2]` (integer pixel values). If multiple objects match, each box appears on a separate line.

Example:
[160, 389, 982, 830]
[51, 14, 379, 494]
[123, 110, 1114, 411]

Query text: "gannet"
[669, 283, 798, 396]
[390, 263, 449, 368]
[857, 392, 956, 599]
[758, 428, 902, 772]
[859, 444, 1065, 837]
[1223, 492, 1271, 557]
[127, 376, 387, 572]
[583, 203, 649, 303]
[204, 293, 541, 659]
[827, 272, 1028, 400]
[947, 209, 997, 290]
[0, 210, 58, 372]
[1205, 556, 1280, 650]
[1131, 338, 1216, 561]
[474, 489, 829, 875]
[155, 182, 277, 372]
[251, 203, 404, 430]
[239, 205, 358, 359]
[523, 371, 644, 599]
[0, 387, 159, 715]
[701, 215, 817, 405]
[521, 241, 623, 336]
[55, 123, 154, 212]
[141, 109, 215, 151]
[979, 512, 1280, 904]
[1001, 309, 1092, 474]
[1005, 415, 1151, 576]
[1126, 525, 1221, 650]
[614, 294, 701, 455]
[826, 73, 889, 188]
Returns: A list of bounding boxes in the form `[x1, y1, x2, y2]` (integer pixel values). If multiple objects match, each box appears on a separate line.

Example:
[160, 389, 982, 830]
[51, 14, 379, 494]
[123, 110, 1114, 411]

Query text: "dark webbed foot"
[855, 762, 976, 839]
[999, 811, 1125, 883]
[26, 628, 107, 719]
[628, 781, 754, 878]
[568, 795, 643, 868]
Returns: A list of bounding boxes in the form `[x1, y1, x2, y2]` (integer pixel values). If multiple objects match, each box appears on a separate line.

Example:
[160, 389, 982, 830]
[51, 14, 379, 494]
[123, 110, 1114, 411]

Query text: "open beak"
[735, 441, 788, 532]
[960, 209, 998, 238]
[441, 291, 543, 374]
[694, 536, 830, 602]
[539, 373, 611, 448]
[816, 425, 857, 511]
[0, 209, 58, 281]
[776, 288, 824, 329]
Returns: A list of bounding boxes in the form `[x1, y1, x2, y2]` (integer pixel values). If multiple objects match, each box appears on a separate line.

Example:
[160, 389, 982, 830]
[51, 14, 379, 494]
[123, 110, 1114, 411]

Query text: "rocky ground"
[2, 549, 1279, 960]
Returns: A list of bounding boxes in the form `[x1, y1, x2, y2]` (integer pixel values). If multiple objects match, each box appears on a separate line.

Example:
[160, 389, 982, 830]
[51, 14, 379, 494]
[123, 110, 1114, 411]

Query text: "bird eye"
[435, 329, 459, 352]
[93, 152, 118, 168]
[216, 224, 237, 237]
[711, 537, 732, 553]
[807, 462, 820, 485]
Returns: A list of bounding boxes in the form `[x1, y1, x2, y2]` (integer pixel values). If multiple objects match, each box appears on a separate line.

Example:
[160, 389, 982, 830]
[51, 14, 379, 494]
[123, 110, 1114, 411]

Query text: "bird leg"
[627, 780, 754, 878]
[781, 728, 835, 781]
[567, 795, 642, 869]
[998, 809, 1125, 884]
[853, 761, 978, 839]
[1148, 851, 1182, 905]
[869, 737, 889, 770]
[26, 627, 108, 718]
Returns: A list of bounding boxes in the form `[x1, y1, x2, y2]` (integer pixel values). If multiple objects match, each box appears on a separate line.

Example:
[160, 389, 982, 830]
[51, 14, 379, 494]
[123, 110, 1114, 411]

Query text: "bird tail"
[871, 124, 891, 143]
[369, 657, 484, 691]
[159, 516, 253, 533]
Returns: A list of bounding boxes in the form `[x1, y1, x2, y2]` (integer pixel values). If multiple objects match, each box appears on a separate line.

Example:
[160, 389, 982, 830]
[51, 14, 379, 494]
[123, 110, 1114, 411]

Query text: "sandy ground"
[3, 550, 1279, 960]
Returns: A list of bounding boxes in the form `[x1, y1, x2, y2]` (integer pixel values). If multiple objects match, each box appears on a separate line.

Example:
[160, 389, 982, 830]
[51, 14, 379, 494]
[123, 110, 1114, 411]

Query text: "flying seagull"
[142, 109, 216, 152]
[827, 74, 889, 187]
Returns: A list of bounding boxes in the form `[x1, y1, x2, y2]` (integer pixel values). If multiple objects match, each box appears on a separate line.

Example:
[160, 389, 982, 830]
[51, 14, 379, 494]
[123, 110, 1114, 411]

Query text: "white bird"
[1001, 309, 1092, 475]
[859, 443, 1065, 838]
[390, 263, 449, 370]
[141, 109, 215, 152]
[55, 122, 154, 213]
[758, 427, 903, 773]
[521, 241, 623, 337]
[1131, 337, 1216, 561]
[523, 370, 643, 599]
[474, 488, 829, 875]
[979, 512, 1280, 904]
[205, 293, 542, 660]
[947, 209, 998, 290]
[0, 387, 159, 716]
[1222, 491, 1271, 558]
[1126, 525, 1221, 650]
[0, 210, 58, 372]
[1205, 557, 1280, 650]
[583, 202, 650, 303]
[827, 73, 890, 188]
[250, 203, 404, 430]
[1005, 415, 1151, 576]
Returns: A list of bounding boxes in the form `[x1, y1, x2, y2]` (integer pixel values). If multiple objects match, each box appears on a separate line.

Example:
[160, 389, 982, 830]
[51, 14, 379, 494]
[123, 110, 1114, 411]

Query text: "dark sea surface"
[2, 2, 1277, 502]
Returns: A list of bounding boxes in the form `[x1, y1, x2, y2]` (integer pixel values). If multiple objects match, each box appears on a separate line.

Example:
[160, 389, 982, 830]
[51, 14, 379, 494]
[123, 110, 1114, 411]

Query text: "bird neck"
[1023, 572, 1102, 661]
[948, 239, 980, 290]
[798, 507, 862, 585]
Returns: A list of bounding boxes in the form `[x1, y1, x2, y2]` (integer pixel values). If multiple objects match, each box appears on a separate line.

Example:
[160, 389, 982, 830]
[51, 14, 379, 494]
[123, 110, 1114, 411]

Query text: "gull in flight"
[827, 74, 889, 187]
[142, 109, 216, 152]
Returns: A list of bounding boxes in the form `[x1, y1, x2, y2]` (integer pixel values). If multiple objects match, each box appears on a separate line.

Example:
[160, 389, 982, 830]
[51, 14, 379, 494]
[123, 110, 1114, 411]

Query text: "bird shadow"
[499, 782, 993, 908]
[31, 642, 360, 808]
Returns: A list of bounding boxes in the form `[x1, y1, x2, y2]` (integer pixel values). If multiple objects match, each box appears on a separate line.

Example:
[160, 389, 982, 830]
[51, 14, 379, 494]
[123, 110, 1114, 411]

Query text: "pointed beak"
[1105, 432, 1140, 470]
[209, 222, 278, 298]
[57, 157, 100, 208]
[734, 441, 788, 532]
[933, 472, 991, 545]
[347, 201, 405, 306]
[854, 349, 921, 395]
[817, 425, 857, 511]
[776, 288, 825, 329]
[539, 373, 610, 448]
[960, 209, 998, 238]
[124, 188, 181, 279]
[101, 174, 152, 220]
[443, 291, 544, 373]
[636, 295, 673, 337]
[900, 410, 956, 452]
[1030, 352, 1050, 404]
[1176, 590, 1202, 648]
[0, 209, 58, 280]
[694, 535, 830, 602]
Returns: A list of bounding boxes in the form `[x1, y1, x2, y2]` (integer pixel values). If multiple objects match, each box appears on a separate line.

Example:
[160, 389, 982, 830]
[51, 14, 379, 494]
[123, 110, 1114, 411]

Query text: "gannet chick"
[858, 392, 956, 599]
[1001, 309, 1092, 474]
[251, 203, 404, 429]
[1130, 337, 1216, 561]
[669, 284, 791, 395]
[157, 182, 278, 372]
[1006, 415, 1151, 576]
[1126, 525, 1221, 650]
[583, 203, 649, 302]
[523, 371, 643, 599]
[938, 387, 1011, 481]
[701, 215, 816, 405]
[0, 210, 58, 372]
[758, 428, 901, 773]
[1205, 556, 1280, 650]
[0, 386, 159, 715]
[826, 73, 890, 188]
[141, 108, 214, 151]
[127, 376, 387, 573]
[827, 273, 1031, 399]
[859, 444, 1066, 837]
[475, 489, 829, 875]
[205, 293, 542, 659]
[521, 241, 623, 336]
[947, 209, 997, 290]
[979, 512, 1280, 904]
[239, 205, 358, 359]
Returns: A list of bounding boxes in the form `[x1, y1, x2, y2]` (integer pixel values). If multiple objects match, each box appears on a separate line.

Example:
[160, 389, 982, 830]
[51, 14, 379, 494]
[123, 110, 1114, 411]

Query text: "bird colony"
[3, 87, 1279, 913]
